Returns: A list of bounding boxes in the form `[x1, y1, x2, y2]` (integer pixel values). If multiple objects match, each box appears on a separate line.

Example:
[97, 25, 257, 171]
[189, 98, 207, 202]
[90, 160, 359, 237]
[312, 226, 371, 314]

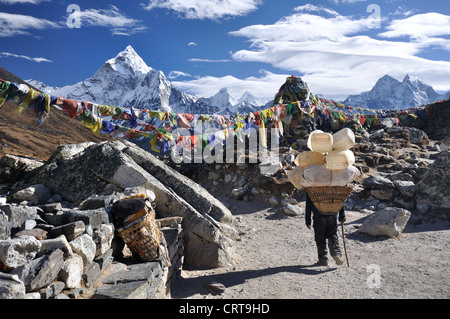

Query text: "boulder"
[283, 203, 302, 216]
[0, 154, 44, 184]
[22, 142, 150, 204]
[93, 262, 162, 299]
[0, 273, 26, 299]
[362, 175, 395, 190]
[370, 189, 395, 201]
[358, 207, 411, 238]
[63, 208, 109, 230]
[0, 212, 10, 240]
[0, 204, 42, 229]
[82, 262, 102, 288]
[11, 249, 64, 292]
[69, 234, 96, 266]
[58, 254, 83, 289]
[404, 127, 429, 146]
[415, 150, 450, 211]
[38, 235, 73, 258]
[14, 228, 48, 240]
[122, 140, 236, 226]
[393, 180, 416, 198]
[49, 220, 86, 241]
[0, 235, 42, 270]
[12, 184, 52, 205]
[92, 223, 114, 257]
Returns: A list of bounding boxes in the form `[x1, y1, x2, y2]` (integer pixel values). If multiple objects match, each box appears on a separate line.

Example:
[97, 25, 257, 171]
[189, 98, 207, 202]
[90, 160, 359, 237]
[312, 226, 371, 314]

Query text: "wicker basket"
[305, 186, 353, 215]
[117, 207, 162, 262]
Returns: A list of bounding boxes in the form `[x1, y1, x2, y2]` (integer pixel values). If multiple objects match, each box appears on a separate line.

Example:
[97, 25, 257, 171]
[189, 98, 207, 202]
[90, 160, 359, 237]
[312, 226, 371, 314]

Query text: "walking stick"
[341, 222, 350, 267]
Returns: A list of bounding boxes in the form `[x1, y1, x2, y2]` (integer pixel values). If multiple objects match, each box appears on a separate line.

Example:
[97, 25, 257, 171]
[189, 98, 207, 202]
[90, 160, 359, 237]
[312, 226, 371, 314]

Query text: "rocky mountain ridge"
[26, 46, 268, 115]
[343, 74, 449, 109]
[25, 46, 449, 114]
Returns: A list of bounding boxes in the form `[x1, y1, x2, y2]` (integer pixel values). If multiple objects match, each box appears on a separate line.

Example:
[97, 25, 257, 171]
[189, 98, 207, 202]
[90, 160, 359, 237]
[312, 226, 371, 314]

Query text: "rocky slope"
[1, 121, 449, 299]
[0, 66, 112, 161]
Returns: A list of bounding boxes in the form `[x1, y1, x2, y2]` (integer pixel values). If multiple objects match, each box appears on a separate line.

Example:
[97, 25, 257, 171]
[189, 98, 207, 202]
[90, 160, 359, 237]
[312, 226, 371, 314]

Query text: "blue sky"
[0, 0, 449, 102]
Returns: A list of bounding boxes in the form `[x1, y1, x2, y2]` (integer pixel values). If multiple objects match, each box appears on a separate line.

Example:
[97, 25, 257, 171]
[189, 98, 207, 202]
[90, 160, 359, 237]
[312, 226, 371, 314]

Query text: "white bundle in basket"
[307, 130, 333, 153]
[332, 128, 355, 151]
[294, 151, 324, 167]
[300, 165, 331, 187]
[288, 166, 304, 190]
[288, 128, 359, 190]
[330, 165, 360, 186]
[325, 149, 355, 171]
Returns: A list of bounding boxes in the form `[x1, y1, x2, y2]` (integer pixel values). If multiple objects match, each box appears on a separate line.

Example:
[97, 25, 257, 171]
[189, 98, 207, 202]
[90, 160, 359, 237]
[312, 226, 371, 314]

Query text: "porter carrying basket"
[117, 206, 162, 262]
[305, 186, 352, 215]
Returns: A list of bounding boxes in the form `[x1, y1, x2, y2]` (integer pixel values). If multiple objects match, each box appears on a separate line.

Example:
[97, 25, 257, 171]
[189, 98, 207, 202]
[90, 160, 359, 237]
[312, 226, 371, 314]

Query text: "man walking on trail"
[305, 194, 346, 266]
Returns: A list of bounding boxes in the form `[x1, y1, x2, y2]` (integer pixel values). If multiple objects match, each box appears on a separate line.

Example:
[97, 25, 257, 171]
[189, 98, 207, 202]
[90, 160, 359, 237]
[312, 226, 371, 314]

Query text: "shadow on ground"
[171, 264, 335, 298]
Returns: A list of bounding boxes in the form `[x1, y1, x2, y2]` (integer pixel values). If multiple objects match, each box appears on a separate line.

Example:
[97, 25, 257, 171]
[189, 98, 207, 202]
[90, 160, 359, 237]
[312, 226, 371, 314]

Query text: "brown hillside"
[0, 66, 111, 161]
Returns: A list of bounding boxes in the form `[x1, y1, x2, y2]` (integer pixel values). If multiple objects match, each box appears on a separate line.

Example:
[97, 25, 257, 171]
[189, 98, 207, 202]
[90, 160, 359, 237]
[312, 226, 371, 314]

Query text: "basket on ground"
[117, 207, 162, 262]
[305, 186, 353, 215]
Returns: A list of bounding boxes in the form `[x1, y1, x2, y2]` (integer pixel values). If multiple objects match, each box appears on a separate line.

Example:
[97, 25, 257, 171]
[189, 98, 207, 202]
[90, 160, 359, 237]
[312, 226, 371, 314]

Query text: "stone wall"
[0, 192, 184, 299]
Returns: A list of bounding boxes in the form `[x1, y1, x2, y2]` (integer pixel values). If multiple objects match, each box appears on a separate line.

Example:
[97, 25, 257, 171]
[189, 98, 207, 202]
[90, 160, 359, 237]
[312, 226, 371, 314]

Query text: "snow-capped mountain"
[342, 74, 446, 109]
[198, 88, 237, 114]
[27, 45, 271, 115]
[199, 87, 269, 115]
[28, 46, 212, 114]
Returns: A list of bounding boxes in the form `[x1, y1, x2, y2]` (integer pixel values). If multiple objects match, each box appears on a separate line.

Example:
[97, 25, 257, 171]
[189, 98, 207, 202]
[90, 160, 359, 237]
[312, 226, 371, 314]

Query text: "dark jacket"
[305, 194, 346, 227]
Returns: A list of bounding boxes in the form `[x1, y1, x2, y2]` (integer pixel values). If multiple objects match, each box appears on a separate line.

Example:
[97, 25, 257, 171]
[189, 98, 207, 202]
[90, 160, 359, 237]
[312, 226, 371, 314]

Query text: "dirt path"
[171, 190, 450, 299]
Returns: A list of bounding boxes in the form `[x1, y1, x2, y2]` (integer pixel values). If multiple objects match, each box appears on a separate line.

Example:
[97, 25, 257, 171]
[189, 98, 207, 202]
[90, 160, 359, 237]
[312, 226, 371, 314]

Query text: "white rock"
[393, 180, 416, 198]
[283, 203, 302, 216]
[58, 254, 83, 289]
[0, 235, 42, 269]
[92, 224, 114, 257]
[12, 184, 52, 205]
[269, 196, 279, 206]
[358, 207, 411, 238]
[0, 273, 26, 299]
[69, 234, 96, 266]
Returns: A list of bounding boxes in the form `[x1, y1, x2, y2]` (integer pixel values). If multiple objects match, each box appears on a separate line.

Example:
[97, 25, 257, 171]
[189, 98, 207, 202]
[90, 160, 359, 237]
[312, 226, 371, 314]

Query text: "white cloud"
[69, 5, 148, 36]
[380, 13, 450, 39]
[0, 12, 60, 37]
[392, 6, 417, 18]
[0, 0, 50, 4]
[226, 7, 450, 100]
[229, 11, 368, 42]
[187, 58, 231, 63]
[168, 70, 193, 79]
[327, 0, 368, 4]
[141, 0, 262, 20]
[188, 41, 197, 46]
[0, 52, 52, 63]
[295, 4, 340, 16]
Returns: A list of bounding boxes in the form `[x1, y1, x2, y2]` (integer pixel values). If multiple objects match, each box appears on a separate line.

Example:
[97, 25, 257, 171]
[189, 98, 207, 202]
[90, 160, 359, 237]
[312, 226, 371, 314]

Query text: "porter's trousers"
[313, 215, 341, 262]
